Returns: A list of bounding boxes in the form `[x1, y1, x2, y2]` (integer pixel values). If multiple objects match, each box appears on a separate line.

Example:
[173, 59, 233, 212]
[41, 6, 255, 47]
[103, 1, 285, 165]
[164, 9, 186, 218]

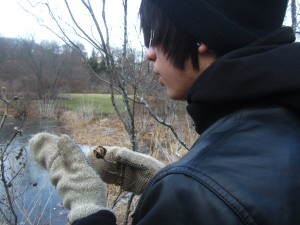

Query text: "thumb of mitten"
[29, 132, 60, 171]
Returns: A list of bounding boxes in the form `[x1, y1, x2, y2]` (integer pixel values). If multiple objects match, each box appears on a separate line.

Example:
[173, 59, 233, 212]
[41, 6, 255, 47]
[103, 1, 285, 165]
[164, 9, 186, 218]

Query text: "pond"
[0, 118, 71, 225]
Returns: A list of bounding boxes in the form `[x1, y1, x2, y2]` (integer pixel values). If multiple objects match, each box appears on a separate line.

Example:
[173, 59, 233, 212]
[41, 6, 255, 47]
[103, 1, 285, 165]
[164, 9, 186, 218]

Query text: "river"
[0, 118, 70, 225]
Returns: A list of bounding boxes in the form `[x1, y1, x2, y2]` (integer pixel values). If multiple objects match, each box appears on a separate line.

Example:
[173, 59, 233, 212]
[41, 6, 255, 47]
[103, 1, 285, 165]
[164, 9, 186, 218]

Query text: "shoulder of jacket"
[136, 169, 256, 225]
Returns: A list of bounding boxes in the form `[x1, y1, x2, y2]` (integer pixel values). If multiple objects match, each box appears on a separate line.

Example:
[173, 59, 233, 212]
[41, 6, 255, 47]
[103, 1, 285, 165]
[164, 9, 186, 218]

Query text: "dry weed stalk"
[0, 87, 26, 225]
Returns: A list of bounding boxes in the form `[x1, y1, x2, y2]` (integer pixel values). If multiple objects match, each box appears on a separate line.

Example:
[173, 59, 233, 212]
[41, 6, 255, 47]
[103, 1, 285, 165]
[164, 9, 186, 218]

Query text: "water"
[0, 118, 69, 225]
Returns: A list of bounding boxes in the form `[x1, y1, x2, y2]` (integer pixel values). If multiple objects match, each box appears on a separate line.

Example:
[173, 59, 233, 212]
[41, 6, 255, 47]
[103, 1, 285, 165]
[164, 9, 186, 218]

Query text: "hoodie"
[187, 26, 300, 134]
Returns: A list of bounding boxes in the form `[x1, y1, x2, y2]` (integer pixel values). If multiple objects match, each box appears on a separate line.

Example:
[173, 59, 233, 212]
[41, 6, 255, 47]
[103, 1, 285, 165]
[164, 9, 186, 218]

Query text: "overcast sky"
[0, 0, 143, 51]
[0, 0, 295, 53]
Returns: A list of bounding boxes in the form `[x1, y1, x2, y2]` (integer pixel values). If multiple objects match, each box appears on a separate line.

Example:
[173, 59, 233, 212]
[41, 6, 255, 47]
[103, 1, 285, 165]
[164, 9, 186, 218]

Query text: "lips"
[153, 69, 164, 86]
[159, 77, 165, 86]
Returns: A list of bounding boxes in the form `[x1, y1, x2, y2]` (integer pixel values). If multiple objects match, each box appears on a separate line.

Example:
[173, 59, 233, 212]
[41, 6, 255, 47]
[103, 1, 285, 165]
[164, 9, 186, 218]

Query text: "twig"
[139, 97, 190, 151]
[123, 193, 135, 225]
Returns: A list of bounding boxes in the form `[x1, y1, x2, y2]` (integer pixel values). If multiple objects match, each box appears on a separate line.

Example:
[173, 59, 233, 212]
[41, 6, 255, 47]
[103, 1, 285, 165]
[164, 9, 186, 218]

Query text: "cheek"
[165, 78, 190, 100]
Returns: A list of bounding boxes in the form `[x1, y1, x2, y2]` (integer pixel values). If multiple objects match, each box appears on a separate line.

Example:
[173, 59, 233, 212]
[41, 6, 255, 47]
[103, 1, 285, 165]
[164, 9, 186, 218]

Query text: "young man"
[29, 0, 300, 224]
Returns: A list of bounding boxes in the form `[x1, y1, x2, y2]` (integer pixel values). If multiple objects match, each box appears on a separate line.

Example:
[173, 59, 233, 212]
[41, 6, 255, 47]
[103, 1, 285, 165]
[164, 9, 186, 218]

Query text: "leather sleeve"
[72, 210, 116, 225]
[133, 173, 244, 225]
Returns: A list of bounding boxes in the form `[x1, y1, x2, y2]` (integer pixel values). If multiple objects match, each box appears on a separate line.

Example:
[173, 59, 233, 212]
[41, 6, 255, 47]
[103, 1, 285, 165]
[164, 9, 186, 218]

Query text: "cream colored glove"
[86, 146, 165, 195]
[29, 133, 113, 223]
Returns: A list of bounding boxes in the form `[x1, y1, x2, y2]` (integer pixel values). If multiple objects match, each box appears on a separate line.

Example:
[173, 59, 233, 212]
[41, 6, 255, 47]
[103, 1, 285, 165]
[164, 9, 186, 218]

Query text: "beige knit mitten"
[29, 133, 113, 223]
[86, 146, 165, 195]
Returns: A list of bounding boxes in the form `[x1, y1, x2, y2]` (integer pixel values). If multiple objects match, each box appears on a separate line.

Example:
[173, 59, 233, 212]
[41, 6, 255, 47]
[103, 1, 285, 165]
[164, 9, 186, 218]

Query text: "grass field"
[62, 93, 123, 114]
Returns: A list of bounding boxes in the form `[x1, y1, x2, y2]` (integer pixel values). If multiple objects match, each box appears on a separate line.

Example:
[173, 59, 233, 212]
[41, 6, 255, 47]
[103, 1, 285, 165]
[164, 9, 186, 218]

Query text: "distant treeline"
[0, 37, 110, 100]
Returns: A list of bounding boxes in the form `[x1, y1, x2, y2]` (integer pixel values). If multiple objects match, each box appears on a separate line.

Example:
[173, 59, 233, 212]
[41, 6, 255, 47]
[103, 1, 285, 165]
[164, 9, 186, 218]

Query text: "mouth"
[154, 70, 164, 86]
[158, 77, 164, 86]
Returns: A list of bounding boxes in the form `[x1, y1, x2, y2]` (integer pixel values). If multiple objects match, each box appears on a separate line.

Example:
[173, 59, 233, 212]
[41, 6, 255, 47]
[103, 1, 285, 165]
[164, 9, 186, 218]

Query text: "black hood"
[187, 27, 300, 134]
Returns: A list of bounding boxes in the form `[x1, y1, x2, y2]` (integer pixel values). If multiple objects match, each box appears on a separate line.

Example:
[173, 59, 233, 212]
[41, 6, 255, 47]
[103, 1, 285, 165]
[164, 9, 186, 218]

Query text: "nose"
[146, 47, 156, 62]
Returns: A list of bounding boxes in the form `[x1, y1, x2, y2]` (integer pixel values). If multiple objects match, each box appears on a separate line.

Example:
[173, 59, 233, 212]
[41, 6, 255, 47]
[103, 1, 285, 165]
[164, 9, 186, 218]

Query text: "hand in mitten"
[29, 132, 60, 171]
[86, 146, 165, 195]
[29, 133, 113, 223]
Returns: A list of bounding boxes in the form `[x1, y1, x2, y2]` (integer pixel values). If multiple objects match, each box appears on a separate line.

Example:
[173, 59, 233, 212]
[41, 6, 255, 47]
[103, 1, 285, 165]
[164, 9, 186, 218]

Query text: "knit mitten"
[29, 132, 60, 171]
[29, 133, 113, 223]
[87, 146, 165, 195]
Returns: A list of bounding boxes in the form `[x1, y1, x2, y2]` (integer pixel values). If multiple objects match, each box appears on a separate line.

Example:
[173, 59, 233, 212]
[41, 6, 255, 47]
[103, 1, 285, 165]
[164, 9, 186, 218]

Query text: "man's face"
[146, 46, 201, 100]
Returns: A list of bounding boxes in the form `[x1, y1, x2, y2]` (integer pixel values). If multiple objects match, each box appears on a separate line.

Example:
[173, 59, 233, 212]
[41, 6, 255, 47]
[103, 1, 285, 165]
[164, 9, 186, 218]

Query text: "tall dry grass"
[37, 99, 61, 119]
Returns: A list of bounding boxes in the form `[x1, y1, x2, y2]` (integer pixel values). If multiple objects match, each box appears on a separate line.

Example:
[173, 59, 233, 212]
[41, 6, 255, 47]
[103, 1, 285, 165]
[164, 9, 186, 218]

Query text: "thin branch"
[139, 98, 190, 151]
[123, 193, 135, 225]
[80, 0, 110, 57]
[0, 207, 13, 225]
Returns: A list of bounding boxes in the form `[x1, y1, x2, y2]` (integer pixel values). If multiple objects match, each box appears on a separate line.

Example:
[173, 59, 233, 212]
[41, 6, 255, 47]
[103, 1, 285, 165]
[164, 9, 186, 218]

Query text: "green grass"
[62, 93, 123, 114]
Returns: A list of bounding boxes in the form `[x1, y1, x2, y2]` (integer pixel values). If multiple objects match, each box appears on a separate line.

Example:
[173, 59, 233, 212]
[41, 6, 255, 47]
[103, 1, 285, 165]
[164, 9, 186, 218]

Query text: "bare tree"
[22, 0, 191, 152]
[21, 39, 70, 101]
[0, 37, 93, 98]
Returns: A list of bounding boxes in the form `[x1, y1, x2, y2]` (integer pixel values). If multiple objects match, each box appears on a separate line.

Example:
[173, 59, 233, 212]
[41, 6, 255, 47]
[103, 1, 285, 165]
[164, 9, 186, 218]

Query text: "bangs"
[139, 0, 199, 70]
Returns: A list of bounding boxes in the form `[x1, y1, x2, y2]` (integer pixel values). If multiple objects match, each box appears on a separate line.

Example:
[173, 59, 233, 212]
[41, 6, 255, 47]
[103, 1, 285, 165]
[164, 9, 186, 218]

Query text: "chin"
[168, 93, 186, 101]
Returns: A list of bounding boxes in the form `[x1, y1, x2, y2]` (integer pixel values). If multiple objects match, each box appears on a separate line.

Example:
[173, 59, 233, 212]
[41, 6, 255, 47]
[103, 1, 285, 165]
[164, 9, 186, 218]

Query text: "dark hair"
[139, 0, 199, 70]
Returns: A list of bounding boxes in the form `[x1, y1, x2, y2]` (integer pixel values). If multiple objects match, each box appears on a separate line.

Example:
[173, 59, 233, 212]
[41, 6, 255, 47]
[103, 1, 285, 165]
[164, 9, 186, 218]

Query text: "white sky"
[0, 0, 295, 53]
[0, 0, 143, 52]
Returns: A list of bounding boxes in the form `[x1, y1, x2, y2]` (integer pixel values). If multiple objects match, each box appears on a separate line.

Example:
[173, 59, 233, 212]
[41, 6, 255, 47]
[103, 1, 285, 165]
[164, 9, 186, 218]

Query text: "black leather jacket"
[131, 28, 298, 224]
[133, 105, 300, 225]
[73, 27, 300, 225]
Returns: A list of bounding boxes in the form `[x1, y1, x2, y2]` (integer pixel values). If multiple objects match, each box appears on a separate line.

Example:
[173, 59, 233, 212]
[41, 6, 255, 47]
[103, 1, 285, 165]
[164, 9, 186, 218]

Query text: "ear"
[197, 43, 217, 72]
[198, 43, 210, 54]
